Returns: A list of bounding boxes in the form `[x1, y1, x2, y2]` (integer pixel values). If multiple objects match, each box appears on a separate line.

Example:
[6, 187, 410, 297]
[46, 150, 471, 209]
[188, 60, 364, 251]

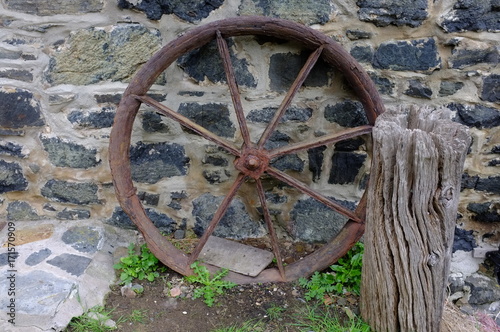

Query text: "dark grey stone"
[488, 159, 500, 166]
[6, 0, 103, 15]
[465, 274, 500, 305]
[142, 111, 169, 133]
[329, 151, 367, 184]
[439, 0, 500, 32]
[467, 202, 500, 223]
[265, 192, 287, 204]
[168, 191, 187, 210]
[57, 208, 91, 220]
[324, 100, 369, 127]
[492, 146, 500, 154]
[335, 137, 365, 151]
[41, 136, 100, 168]
[177, 39, 256, 87]
[451, 103, 500, 129]
[404, 79, 432, 99]
[94, 93, 122, 104]
[0, 270, 74, 316]
[350, 44, 373, 63]
[25, 248, 52, 266]
[270, 155, 304, 172]
[67, 109, 115, 129]
[137, 191, 160, 206]
[0, 87, 44, 128]
[369, 73, 395, 95]
[7, 201, 40, 221]
[439, 81, 464, 96]
[449, 44, 499, 69]
[203, 169, 231, 184]
[130, 142, 189, 184]
[373, 38, 441, 72]
[476, 176, 500, 194]
[239, 0, 331, 25]
[481, 74, 500, 103]
[0, 253, 9, 266]
[202, 155, 229, 167]
[0, 141, 25, 158]
[0, 68, 33, 82]
[357, 0, 428, 27]
[47, 253, 92, 276]
[453, 227, 476, 252]
[461, 172, 478, 190]
[41, 179, 100, 205]
[62, 226, 101, 253]
[308, 146, 326, 182]
[247, 106, 313, 123]
[178, 91, 204, 97]
[193, 193, 266, 240]
[269, 51, 331, 92]
[178, 103, 236, 138]
[346, 29, 372, 40]
[290, 197, 355, 243]
[264, 131, 290, 150]
[107, 207, 176, 234]
[0, 160, 27, 193]
[118, 0, 224, 22]
[174, 229, 185, 240]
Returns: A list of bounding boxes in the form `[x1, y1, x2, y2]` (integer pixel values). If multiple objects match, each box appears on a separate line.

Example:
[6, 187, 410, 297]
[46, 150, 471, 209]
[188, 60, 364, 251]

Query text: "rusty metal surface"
[109, 16, 385, 283]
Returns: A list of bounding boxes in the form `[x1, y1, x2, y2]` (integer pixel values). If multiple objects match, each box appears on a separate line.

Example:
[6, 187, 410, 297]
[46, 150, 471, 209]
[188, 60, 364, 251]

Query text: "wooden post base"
[360, 106, 471, 332]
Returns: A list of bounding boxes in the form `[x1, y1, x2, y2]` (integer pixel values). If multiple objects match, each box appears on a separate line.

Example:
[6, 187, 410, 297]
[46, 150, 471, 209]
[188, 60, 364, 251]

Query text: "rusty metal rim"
[109, 16, 385, 284]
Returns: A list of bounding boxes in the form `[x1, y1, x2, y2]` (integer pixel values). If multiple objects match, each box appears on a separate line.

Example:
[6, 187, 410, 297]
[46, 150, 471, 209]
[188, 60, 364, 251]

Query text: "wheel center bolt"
[246, 155, 260, 170]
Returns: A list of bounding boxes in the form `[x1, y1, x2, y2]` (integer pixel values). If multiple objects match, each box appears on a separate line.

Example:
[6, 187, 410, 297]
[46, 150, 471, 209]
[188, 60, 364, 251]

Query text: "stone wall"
[0, 0, 498, 287]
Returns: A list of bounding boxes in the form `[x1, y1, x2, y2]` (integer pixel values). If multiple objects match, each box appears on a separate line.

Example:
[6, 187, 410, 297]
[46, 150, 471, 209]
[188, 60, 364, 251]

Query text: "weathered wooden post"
[360, 106, 471, 332]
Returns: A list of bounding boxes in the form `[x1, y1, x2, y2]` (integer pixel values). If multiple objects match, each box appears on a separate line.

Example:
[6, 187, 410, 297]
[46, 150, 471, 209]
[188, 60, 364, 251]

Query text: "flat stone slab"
[0, 219, 137, 331]
[199, 236, 274, 277]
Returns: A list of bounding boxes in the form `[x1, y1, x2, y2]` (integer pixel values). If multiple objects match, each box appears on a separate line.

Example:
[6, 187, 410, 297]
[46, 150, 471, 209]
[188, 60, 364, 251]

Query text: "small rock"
[87, 312, 117, 329]
[170, 286, 182, 297]
[121, 283, 144, 298]
[173, 229, 185, 239]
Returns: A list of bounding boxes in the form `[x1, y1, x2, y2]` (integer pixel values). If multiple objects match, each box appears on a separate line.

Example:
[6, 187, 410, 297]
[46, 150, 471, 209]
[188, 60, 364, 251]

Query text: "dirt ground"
[100, 270, 359, 332]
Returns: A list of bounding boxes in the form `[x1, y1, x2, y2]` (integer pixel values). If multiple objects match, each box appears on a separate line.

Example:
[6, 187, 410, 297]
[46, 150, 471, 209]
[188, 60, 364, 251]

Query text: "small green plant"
[185, 261, 237, 307]
[293, 305, 371, 332]
[68, 306, 120, 332]
[125, 309, 148, 323]
[265, 304, 286, 320]
[299, 242, 364, 301]
[211, 320, 265, 332]
[113, 243, 166, 285]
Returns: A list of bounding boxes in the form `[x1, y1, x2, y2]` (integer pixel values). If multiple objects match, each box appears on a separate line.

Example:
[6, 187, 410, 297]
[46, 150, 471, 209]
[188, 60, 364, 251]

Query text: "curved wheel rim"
[109, 16, 385, 283]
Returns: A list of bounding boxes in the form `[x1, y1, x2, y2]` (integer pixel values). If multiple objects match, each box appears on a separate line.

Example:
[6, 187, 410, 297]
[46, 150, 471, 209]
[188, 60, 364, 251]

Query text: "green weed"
[185, 261, 237, 307]
[299, 242, 364, 301]
[294, 305, 371, 332]
[67, 306, 121, 332]
[113, 243, 166, 285]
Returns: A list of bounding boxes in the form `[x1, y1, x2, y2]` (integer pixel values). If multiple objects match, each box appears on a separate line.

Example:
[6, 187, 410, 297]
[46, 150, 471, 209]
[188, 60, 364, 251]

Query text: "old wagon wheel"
[109, 16, 385, 284]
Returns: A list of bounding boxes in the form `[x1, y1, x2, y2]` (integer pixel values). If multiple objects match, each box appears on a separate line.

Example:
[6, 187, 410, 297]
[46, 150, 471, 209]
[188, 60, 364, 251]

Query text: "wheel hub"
[234, 148, 269, 179]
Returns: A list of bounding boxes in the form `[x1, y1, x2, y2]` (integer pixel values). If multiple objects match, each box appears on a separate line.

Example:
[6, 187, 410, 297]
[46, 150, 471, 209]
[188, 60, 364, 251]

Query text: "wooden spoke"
[266, 166, 363, 223]
[134, 94, 241, 156]
[189, 173, 247, 264]
[255, 178, 286, 281]
[216, 30, 251, 147]
[269, 125, 373, 158]
[257, 45, 324, 149]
